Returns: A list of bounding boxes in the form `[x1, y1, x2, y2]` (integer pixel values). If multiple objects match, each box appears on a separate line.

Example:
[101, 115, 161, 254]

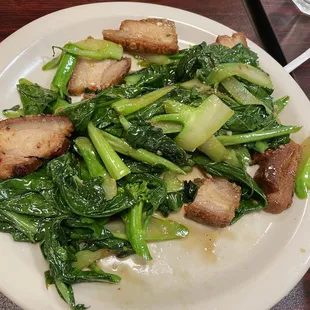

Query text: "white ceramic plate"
[0, 2, 310, 310]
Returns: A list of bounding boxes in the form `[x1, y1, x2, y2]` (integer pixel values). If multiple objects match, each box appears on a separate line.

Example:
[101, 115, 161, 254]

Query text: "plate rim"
[0, 2, 309, 310]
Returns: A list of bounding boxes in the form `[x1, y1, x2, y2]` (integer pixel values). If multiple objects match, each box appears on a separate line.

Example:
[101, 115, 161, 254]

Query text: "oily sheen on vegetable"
[0, 21, 308, 310]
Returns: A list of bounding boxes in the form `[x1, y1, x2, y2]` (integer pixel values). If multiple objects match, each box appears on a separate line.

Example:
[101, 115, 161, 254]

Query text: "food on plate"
[185, 177, 241, 227]
[103, 18, 178, 54]
[0, 115, 74, 179]
[253, 141, 302, 214]
[1, 17, 309, 309]
[68, 57, 131, 95]
[216, 32, 248, 48]
[295, 137, 310, 199]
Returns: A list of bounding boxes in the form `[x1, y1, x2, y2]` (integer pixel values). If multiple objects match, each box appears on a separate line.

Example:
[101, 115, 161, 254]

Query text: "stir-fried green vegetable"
[17, 79, 58, 115]
[54, 38, 123, 61]
[295, 137, 310, 199]
[88, 122, 131, 180]
[1, 31, 307, 310]
[152, 95, 234, 151]
[51, 43, 78, 98]
[208, 63, 273, 89]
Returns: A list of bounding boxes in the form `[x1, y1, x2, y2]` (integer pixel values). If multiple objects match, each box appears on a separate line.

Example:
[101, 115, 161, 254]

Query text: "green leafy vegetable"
[144, 216, 188, 240]
[47, 153, 135, 217]
[223, 104, 276, 133]
[0, 210, 44, 243]
[112, 86, 175, 116]
[0, 192, 58, 217]
[122, 173, 167, 260]
[217, 125, 301, 146]
[54, 38, 123, 60]
[125, 63, 177, 88]
[208, 63, 273, 89]
[55, 99, 96, 132]
[198, 135, 229, 162]
[176, 43, 258, 81]
[51, 44, 78, 97]
[2, 105, 24, 118]
[295, 137, 310, 199]
[183, 181, 198, 203]
[101, 131, 185, 174]
[120, 116, 191, 166]
[88, 122, 130, 180]
[74, 137, 117, 200]
[42, 54, 63, 71]
[221, 77, 272, 114]
[17, 79, 58, 115]
[152, 95, 234, 152]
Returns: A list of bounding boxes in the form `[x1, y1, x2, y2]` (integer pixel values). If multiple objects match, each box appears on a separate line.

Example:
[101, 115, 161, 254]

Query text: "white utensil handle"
[284, 48, 310, 73]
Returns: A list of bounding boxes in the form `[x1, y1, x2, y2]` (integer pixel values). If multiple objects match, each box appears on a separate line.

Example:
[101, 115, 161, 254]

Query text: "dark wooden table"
[244, 0, 310, 99]
[261, 0, 310, 99]
[0, 1, 309, 309]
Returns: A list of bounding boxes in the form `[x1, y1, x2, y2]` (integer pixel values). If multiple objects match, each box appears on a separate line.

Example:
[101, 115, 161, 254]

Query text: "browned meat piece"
[216, 32, 248, 48]
[0, 115, 74, 179]
[68, 57, 131, 96]
[185, 177, 241, 228]
[103, 18, 178, 54]
[253, 141, 302, 214]
[0, 156, 42, 180]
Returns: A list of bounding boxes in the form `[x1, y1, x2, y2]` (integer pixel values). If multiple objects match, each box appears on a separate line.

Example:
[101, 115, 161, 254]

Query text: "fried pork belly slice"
[185, 177, 241, 228]
[0, 115, 74, 179]
[0, 155, 42, 180]
[253, 141, 302, 214]
[103, 18, 178, 54]
[216, 32, 248, 48]
[68, 57, 131, 96]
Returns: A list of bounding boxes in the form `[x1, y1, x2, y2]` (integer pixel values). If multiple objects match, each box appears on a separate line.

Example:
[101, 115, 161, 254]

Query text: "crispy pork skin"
[216, 32, 248, 48]
[0, 115, 74, 179]
[185, 176, 241, 228]
[253, 141, 302, 214]
[103, 18, 178, 54]
[68, 57, 131, 96]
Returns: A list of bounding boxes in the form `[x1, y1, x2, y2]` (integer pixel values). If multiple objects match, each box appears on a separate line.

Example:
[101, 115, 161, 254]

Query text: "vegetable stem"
[101, 131, 185, 174]
[174, 95, 234, 152]
[51, 43, 78, 97]
[112, 86, 175, 116]
[221, 77, 272, 114]
[125, 202, 152, 261]
[295, 137, 310, 199]
[71, 38, 122, 60]
[88, 122, 130, 180]
[217, 126, 301, 146]
[75, 137, 117, 200]
[198, 136, 229, 162]
[208, 63, 273, 89]
[75, 137, 109, 178]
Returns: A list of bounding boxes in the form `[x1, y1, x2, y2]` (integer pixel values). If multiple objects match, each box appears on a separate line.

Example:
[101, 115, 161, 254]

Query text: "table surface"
[0, 1, 309, 309]
[260, 0, 310, 99]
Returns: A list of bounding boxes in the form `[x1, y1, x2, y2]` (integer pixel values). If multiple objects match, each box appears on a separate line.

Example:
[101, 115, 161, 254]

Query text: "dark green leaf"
[17, 81, 58, 115]
[222, 104, 277, 133]
[123, 119, 190, 167]
[56, 100, 96, 132]
[176, 43, 258, 82]
[47, 154, 135, 217]
[0, 167, 54, 202]
[183, 181, 198, 203]
[159, 192, 183, 217]
[0, 192, 58, 217]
